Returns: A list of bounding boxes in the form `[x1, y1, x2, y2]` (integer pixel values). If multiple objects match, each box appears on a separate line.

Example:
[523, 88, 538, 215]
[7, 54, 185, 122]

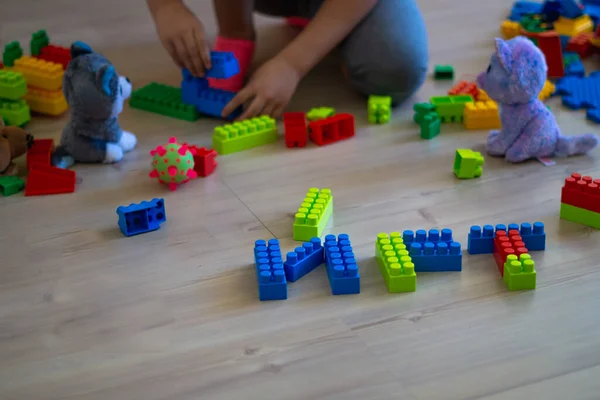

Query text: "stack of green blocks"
[375, 232, 416, 292]
[367, 95, 391, 124]
[454, 149, 484, 179]
[413, 102, 440, 139]
[212, 115, 278, 155]
[0, 50, 31, 127]
[293, 188, 333, 241]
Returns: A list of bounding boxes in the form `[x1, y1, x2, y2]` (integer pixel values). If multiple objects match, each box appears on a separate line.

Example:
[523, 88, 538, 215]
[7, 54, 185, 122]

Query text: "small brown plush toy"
[0, 119, 34, 175]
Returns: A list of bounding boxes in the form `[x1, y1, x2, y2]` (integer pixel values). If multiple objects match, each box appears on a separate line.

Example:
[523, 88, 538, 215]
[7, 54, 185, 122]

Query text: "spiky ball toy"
[149, 137, 197, 191]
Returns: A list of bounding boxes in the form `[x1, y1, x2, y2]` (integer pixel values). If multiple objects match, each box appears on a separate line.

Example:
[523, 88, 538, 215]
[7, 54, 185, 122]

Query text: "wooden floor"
[1, 0, 600, 399]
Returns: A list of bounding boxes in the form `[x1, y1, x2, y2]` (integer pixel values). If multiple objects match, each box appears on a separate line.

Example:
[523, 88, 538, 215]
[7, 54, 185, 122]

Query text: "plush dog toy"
[52, 41, 137, 168]
[0, 119, 34, 175]
[477, 36, 598, 163]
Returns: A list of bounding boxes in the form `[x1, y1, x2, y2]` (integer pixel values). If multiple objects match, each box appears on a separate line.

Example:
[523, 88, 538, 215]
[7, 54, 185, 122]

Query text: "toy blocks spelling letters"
[468, 222, 546, 255]
[283, 112, 308, 148]
[293, 188, 333, 241]
[130, 82, 200, 121]
[375, 232, 416, 292]
[255, 239, 287, 301]
[12, 56, 64, 91]
[212, 116, 278, 155]
[454, 149, 484, 179]
[117, 198, 166, 237]
[308, 113, 355, 146]
[324, 234, 360, 295]
[402, 228, 462, 272]
[284, 237, 324, 282]
[368, 95, 391, 124]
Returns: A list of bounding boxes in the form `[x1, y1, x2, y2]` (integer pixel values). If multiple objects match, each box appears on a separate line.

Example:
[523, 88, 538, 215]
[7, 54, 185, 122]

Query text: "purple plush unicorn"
[476, 36, 598, 163]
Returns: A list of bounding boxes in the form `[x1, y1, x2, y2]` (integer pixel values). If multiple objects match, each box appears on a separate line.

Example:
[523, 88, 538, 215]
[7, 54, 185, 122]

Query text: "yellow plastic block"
[463, 101, 501, 130]
[501, 20, 521, 39]
[553, 15, 593, 37]
[591, 37, 600, 47]
[25, 87, 68, 116]
[375, 233, 416, 293]
[11, 56, 63, 91]
[477, 89, 491, 102]
[538, 80, 556, 101]
[293, 188, 333, 241]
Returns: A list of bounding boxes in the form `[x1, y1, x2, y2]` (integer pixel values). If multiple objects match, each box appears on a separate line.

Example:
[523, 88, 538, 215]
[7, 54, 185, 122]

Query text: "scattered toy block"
[187, 145, 217, 177]
[375, 232, 416, 292]
[468, 223, 546, 254]
[204, 52, 240, 79]
[467, 225, 496, 254]
[368, 95, 391, 124]
[2, 42, 23, 68]
[463, 101, 501, 130]
[430, 95, 473, 122]
[517, 222, 546, 251]
[306, 107, 335, 121]
[538, 80, 556, 101]
[493, 229, 530, 277]
[284, 237, 324, 282]
[520, 14, 548, 33]
[566, 32, 594, 58]
[413, 102, 437, 124]
[503, 253, 536, 290]
[557, 0, 584, 19]
[560, 202, 600, 229]
[254, 239, 287, 301]
[212, 115, 278, 155]
[130, 82, 200, 121]
[563, 52, 585, 76]
[308, 113, 355, 146]
[181, 70, 241, 120]
[508, 1, 543, 21]
[324, 234, 360, 295]
[283, 112, 308, 148]
[11, 56, 64, 91]
[0, 70, 27, 100]
[477, 89, 490, 101]
[25, 164, 76, 196]
[27, 138, 54, 168]
[25, 87, 67, 116]
[501, 20, 521, 39]
[433, 65, 454, 80]
[555, 72, 600, 123]
[116, 198, 166, 237]
[37, 45, 71, 70]
[520, 31, 565, 78]
[0, 176, 25, 196]
[448, 81, 478, 98]
[402, 228, 462, 272]
[30, 30, 50, 57]
[561, 172, 600, 214]
[293, 188, 333, 242]
[553, 15, 593, 37]
[454, 148, 484, 179]
[0, 98, 31, 127]
[419, 113, 441, 140]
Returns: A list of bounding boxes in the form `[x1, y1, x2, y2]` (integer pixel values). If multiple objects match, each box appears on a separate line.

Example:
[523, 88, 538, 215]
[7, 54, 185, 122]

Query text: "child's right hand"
[150, 0, 212, 76]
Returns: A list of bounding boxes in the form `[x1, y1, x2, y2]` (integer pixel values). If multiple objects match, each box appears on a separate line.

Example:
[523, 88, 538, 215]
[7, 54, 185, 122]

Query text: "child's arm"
[222, 0, 379, 119]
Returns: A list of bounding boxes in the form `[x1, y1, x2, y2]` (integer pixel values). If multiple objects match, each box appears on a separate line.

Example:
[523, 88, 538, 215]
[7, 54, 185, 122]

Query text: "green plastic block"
[434, 65, 454, 80]
[503, 254, 536, 290]
[431, 95, 474, 122]
[3, 42, 23, 67]
[413, 102, 436, 124]
[0, 70, 27, 100]
[560, 203, 600, 229]
[520, 15, 546, 33]
[130, 83, 200, 121]
[293, 188, 333, 241]
[0, 99, 31, 127]
[0, 176, 25, 196]
[212, 115, 278, 155]
[419, 114, 441, 140]
[454, 148, 484, 179]
[306, 107, 335, 121]
[30, 30, 50, 56]
[375, 233, 416, 293]
[368, 95, 391, 124]
[563, 52, 580, 67]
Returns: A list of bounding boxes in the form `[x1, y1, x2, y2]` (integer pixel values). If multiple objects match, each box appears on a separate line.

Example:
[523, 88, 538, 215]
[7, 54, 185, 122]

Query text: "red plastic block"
[535, 32, 565, 79]
[566, 33, 594, 58]
[308, 113, 355, 146]
[283, 112, 308, 148]
[493, 230, 529, 276]
[448, 81, 478, 98]
[36, 45, 71, 70]
[26, 138, 54, 168]
[189, 145, 217, 177]
[25, 164, 76, 196]
[561, 172, 600, 214]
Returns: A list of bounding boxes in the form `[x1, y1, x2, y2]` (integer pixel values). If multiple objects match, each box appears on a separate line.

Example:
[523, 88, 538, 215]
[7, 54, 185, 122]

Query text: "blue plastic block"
[509, 1, 543, 21]
[587, 108, 600, 123]
[255, 239, 287, 301]
[468, 222, 546, 254]
[559, 35, 571, 50]
[403, 229, 462, 272]
[557, 0, 583, 18]
[564, 53, 585, 77]
[116, 198, 166, 237]
[324, 234, 360, 295]
[512, 222, 546, 251]
[181, 69, 242, 120]
[284, 237, 324, 282]
[584, 4, 600, 26]
[467, 225, 496, 254]
[542, 0, 562, 22]
[555, 72, 600, 123]
[205, 51, 240, 79]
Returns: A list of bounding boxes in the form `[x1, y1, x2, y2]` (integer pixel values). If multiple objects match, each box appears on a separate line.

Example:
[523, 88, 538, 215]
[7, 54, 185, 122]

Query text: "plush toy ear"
[494, 38, 512, 72]
[71, 41, 93, 58]
[96, 65, 116, 96]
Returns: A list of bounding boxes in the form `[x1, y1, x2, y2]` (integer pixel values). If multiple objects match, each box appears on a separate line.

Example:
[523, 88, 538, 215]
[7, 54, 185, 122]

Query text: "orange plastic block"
[553, 15, 593, 37]
[25, 87, 67, 116]
[538, 80, 556, 101]
[448, 81, 478, 98]
[463, 101, 501, 130]
[11, 56, 63, 91]
[501, 20, 521, 39]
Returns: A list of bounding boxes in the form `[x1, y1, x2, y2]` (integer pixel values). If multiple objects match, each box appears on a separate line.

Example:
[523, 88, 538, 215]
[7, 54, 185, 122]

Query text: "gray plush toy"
[52, 41, 136, 167]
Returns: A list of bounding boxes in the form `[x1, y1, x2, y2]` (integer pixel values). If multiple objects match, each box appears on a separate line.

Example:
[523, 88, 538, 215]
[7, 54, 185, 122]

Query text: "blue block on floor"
[116, 198, 166, 237]
[181, 70, 242, 120]
[284, 237, 324, 282]
[205, 51, 240, 79]
[255, 239, 287, 301]
[324, 234, 360, 295]
[512, 222, 546, 251]
[467, 225, 496, 254]
[403, 228, 462, 272]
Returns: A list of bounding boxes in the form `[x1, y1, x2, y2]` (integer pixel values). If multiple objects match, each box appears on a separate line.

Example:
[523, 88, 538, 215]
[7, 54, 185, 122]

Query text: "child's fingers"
[184, 31, 204, 76]
[238, 96, 265, 121]
[272, 104, 286, 119]
[195, 31, 212, 70]
[222, 87, 253, 118]
[262, 103, 277, 118]
[165, 40, 184, 69]
[173, 37, 194, 75]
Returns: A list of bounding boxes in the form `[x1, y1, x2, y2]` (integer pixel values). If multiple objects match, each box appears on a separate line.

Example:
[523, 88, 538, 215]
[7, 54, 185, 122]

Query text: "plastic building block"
[324, 234, 360, 295]
[538, 80, 556, 101]
[430, 95, 473, 122]
[180, 70, 241, 120]
[12, 56, 63, 91]
[368, 95, 391, 124]
[520, 15, 547, 33]
[448, 81, 478, 98]
[554, 15, 593, 37]
[254, 239, 287, 301]
[557, 0, 584, 19]
[0, 176, 25, 196]
[517, 222, 546, 251]
[25, 87, 67, 116]
[467, 225, 496, 254]
[508, 1, 543, 21]
[463, 101, 501, 130]
[468, 223, 546, 255]
[25, 164, 76, 196]
[130, 82, 200, 121]
[563, 53, 585, 76]
[0, 99, 31, 127]
[187, 145, 217, 177]
[402, 229, 462, 272]
[212, 116, 278, 155]
[375, 232, 416, 293]
[521, 31, 565, 79]
[284, 237, 324, 282]
[2, 42, 23, 67]
[501, 20, 521, 39]
[503, 254, 536, 290]
[283, 112, 308, 148]
[37, 45, 71, 70]
[30, 30, 50, 56]
[306, 107, 335, 121]
[413, 102, 437, 124]
[308, 113, 355, 146]
[27, 138, 54, 168]
[204, 52, 239, 79]
[116, 198, 166, 237]
[566, 32, 594, 58]
[454, 148, 484, 179]
[419, 113, 441, 140]
[493, 229, 530, 277]
[478, 89, 490, 101]
[555, 72, 600, 123]
[560, 202, 600, 229]
[293, 188, 333, 241]
[149, 137, 197, 191]
[0, 70, 27, 100]
[433, 65, 454, 80]
[561, 173, 600, 214]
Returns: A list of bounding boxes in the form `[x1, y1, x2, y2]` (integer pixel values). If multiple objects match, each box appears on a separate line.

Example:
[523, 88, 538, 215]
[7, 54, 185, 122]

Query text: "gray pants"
[254, 0, 428, 104]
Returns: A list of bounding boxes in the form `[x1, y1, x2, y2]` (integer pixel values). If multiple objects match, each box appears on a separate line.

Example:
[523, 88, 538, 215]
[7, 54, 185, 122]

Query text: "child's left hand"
[222, 56, 301, 120]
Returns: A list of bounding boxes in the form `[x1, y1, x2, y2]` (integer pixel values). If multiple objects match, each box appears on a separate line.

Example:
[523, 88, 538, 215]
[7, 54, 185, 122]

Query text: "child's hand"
[151, 1, 211, 76]
[222, 56, 301, 120]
